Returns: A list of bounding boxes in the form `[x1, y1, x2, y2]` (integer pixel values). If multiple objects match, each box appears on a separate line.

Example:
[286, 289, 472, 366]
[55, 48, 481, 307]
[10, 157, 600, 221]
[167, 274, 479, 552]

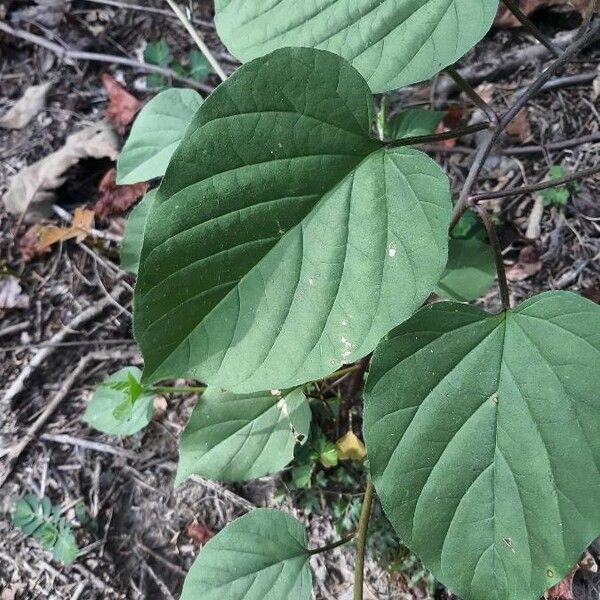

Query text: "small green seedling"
[13, 495, 78, 565]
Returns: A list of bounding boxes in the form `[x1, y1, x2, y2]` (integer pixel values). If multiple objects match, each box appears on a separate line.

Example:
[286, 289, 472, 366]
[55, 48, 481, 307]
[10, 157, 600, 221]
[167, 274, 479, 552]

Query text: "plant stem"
[444, 66, 499, 125]
[353, 477, 375, 600]
[151, 385, 206, 395]
[474, 204, 511, 311]
[164, 0, 227, 81]
[472, 164, 600, 201]
[308, 532, 356, 555]
[320, 365, 361, 382]
[451, 18, 600, 229]
[501, 0, 561, 57]
[387, 121, 491, 148]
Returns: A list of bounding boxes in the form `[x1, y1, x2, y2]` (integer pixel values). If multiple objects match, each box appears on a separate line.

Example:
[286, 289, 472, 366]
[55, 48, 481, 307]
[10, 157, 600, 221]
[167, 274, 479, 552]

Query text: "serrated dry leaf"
[2, 121, 119, 219]
[93, 168, 148, 218]
[101, 73, 141, 130]
[335, 431, 367, 462]
[36, 207, 95, 250]
[0, 82, 52, 130]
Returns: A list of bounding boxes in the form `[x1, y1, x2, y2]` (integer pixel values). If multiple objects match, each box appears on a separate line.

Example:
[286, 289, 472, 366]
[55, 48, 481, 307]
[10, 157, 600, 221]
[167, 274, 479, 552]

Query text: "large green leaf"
[134, 47, 451, 392]
[214, 0, 499, 92]
[181, 509, 312, 600]
[177, 387, 311, 483]
[120, 190, 157, 275]
[385, 108, 445, 141]
[116, 88, 203, 184]
[363, 291, 600, 600]
[436, 237, 495, 302]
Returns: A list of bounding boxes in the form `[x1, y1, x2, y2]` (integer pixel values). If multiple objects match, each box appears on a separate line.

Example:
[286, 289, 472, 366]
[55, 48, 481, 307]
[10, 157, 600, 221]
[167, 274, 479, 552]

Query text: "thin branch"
[451, 18, 600, 229]
[444, 66, 499, 125]
[164, 0, 227, 82]
[474, 205, 511, 311]
[471, 164, 600, 201]
[387, 121, 491, 148]
[0, 21, 212, 94]
[308, 532, 356, 556]
[353, 477, 375, 600]
[151, 385, 206, 395]
[501, 0, 562, 57]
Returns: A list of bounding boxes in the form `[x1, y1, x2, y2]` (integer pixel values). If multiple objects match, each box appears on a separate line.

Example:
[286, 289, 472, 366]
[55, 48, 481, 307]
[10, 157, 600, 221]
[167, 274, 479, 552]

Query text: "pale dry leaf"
[505, 246, 542, 281]
[37, 207, 95, 250]
[0, 276, 30, 311]
[2, 121, 119, 218]
[592, 65, 600, 101]
[0, 82, 52, 130]
[525, 194, 545, 239]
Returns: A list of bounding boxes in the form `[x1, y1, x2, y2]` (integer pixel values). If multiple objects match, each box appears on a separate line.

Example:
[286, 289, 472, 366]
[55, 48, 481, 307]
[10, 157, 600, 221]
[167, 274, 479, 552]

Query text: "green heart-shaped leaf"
[214, 0, 499, 92]
[181, 509, 311, 600]
[120, 190, 157, 275]
[134, 47, 451, 392]
[385, 108, 445, 141]
[177, 387, 311, 483]
[364, 291, 600, 600]
[116, 88, 203, 184]
[436, 237, 495, 302]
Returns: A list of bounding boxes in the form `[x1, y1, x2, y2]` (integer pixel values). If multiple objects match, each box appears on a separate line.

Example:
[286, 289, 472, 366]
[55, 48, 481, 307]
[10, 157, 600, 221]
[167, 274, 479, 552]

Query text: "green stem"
[308, 532, 356, 555]
[151, 385, 206, 395]
[386, 121, 491, 148]
[474, 204, 511, 311]
[353, 477, 375, 600]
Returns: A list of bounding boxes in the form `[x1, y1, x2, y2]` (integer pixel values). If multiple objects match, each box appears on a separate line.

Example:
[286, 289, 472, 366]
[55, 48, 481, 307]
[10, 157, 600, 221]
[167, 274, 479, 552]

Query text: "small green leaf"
[53, 524, 78, 565]
[436, 238, 495, 302]
[319, 441, 339, 468]
[177, 387, 311, 483]
[292, 463, 313, 489]
[13, 495, 41, 531]
[214, 0, 499, 92]
[181, 509, 312, 600]
[453, 208, 487, 241]
[541, 166, 577, 207]
[83, 367, 154, 436]
[120, 190, 157, 275]
[385, 109, 445, 141]
[364, 291, 600, 600]
[36, 523, 59, 549]
[135, 47, 451, 393]
[189, 49, 213, 80]
[144, 39, 173, 67]
[116, 88, 203, 184]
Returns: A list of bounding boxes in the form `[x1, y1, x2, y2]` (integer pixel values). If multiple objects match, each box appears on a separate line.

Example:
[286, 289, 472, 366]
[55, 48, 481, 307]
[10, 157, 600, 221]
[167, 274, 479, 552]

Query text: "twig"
[0, 321, 30, 339]
[309, 532, 356, 556]
[142, 562, 177, 600]
[501, 0, 562, 57]
[387, 121, 491, 147]
[0, 339, 136, 352]
[0, 21, 212, 94]
[504, 132, 600, 155]
[40, 433, 138, 458]
[353, 477, 375, 600]
[0, 355, 93, 487]
[164, 0, 227, 81]
[451, 19, 600, 228]
[444, 66, 499, 125]
[2, 285, 128, 405]
[187, 474, 256, 512]
[473, 205, 511, 311]
[81, 0, 212, 27]
[472, 164, 600, 201]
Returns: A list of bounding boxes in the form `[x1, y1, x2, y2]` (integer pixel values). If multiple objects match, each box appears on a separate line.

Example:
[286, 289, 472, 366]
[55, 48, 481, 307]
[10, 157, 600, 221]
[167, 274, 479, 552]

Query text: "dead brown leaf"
[19, 225, 51, 262]
[506, 108, 532, 143]
[505, 246, 542, 281]
[101, 73, 141, 130]
[435, 105, 464, 148]
[93, 168, 148, 218]
[185, 521, 214, 546]
[495, 0, 590, 27]
[36, 207, 95, 251]
[0, 82, 52, 130]
[2, 121, 119, 220]
[335, 431, 367, 462]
